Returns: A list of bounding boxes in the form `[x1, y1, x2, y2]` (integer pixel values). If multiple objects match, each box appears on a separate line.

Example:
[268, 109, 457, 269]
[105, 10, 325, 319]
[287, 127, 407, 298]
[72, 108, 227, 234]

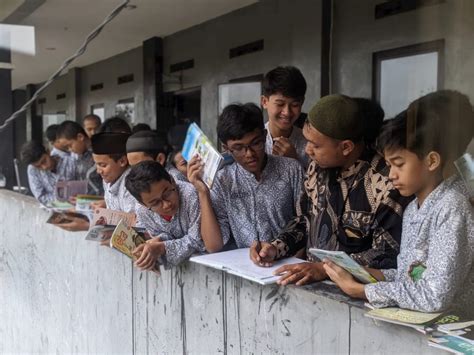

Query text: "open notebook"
[190, 248, 303, 285]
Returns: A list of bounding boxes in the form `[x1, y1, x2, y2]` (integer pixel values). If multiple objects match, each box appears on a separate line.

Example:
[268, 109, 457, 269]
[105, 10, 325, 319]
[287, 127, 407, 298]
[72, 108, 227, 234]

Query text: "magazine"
[109, 219, 160, 275]
[190, 248, 304, 285]
[454, 153, 474, 195]
[428, 334, 474, 354]
[46, 210, 88, 225]
[365, 307, 443, 329]
[181, 122, 223, 189]
[308, 248, 377, 284]
[55, 180, 88, 201]
[85, 208, 137, 242]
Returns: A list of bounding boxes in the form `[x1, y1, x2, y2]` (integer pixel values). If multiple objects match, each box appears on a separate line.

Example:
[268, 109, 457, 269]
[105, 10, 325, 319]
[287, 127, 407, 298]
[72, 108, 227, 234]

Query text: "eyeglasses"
[227, 139, 265, 157]
[147, 187, 177, 210]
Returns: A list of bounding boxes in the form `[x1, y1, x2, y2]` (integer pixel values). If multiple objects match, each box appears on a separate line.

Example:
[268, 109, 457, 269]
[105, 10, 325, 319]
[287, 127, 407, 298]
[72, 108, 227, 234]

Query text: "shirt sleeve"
[364, 202, 473, 312]
[350, 190, 405, 269]
[161, 189, 205, 268]
[27, 165, 54, 205]
[209, 175, 232, 246]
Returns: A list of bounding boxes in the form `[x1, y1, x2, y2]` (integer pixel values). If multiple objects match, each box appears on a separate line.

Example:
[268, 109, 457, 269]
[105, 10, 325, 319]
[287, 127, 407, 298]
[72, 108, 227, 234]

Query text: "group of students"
[21, 66, 474, 318]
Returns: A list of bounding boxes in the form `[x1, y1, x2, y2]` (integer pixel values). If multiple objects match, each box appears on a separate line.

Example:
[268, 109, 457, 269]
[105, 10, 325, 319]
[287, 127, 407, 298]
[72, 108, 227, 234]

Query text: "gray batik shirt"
[211, 154, 304, 248]
[27, 155, 77, 205]
[264, 122, 309, 168]
[103, 167, 137, 213]
[135, 180, 204, 268]
[365, 176, 474, 317]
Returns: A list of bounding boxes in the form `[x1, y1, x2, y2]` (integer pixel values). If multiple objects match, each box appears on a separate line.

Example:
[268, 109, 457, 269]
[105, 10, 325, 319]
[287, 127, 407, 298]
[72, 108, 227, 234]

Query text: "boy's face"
[93, 154, 128, 184]
[302, 122, 345, 168]
[127, 152, 154, 167]
[384, 148, 431, 197]
[224, 128, 266, 175]
[58, 134, 88, 155]
[32, 153, 55, 171]
[140, 179, 179, 217]
[83, 119, 100, 138]
[52, 139, 69, 152]
[261, 93, 303, 132]
[173, 152, 188, 177]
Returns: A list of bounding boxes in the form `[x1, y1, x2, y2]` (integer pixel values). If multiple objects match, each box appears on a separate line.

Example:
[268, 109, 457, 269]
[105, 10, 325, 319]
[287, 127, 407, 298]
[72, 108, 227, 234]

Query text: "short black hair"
[377, 90, 474, 160]
[217, 103, 264, 144]
[126, 130, 169, 159]
[56, 120, 87, 140]
[167, 124, 189, 151]
[262, 66, 307, 101]
[132, 123, 151, 133]
[353, 97, 385, 145]
[125, 161, 172, 203]
[45, 124, 59, 143]
[21, 140, 46, 165]
[98, 116, 132, 134]
[83, 114, 101, 125]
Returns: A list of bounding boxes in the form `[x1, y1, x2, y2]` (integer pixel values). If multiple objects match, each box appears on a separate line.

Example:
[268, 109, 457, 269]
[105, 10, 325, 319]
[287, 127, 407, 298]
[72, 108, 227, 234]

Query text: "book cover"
[308, 248, 377, 284]
[109, 220, 160, 275]
[181, 123, 223, 189]
[365, 307, 443, 329]
[75, 194, 104, 213]
[55, 180, 88, 201]
[85, 208, 136, 241]
[428, 334, 474, 354]
[46, 211, 88, 225]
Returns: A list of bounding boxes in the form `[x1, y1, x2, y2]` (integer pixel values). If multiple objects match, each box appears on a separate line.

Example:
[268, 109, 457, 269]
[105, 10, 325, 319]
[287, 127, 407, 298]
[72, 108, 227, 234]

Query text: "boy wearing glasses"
[188, 103, 304, 251]
[126, 161, 204, 269]
[261, 66, 309, 168]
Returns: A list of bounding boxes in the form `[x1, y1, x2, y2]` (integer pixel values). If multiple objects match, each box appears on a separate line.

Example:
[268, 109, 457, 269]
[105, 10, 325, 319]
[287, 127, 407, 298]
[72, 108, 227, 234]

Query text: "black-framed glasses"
[227, 138, 266, 157]
[147, 187, 177, 211]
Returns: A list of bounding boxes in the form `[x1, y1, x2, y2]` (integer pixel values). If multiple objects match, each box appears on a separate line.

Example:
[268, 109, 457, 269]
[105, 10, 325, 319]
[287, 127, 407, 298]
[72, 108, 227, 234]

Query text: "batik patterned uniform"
[27, 156, 77, 205]
[264, 121, 309, 168]
[365, 176, 474, 317]
[135, 180, 204, 268]
[103, 168, 136, 213]
[211, 154, 304, 248]
[271, 149, 408, 269]
[167, 165, 187, 182]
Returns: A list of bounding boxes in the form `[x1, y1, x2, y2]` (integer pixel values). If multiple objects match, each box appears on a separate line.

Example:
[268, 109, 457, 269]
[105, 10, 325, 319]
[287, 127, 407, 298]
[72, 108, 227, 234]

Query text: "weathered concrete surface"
[0, 190, 446, 354]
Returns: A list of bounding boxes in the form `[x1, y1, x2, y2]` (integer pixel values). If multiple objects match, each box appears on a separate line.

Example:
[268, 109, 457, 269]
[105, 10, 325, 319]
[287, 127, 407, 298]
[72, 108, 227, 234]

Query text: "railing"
[0, 190, 444, 354]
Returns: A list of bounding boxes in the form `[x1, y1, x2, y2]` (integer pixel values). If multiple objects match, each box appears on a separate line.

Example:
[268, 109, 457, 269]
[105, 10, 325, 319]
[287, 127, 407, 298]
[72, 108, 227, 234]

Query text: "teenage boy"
[166, 124, 189, 182]
[21, 140, 76, 205]
[324, 91, 474, 316]
[56, 120, 103, 195]
[126, 161, 204, 269]
[250, 94, 408, 285]
[126, 130, 168, 167]
[261, 66, 308, 167]
[82, 114, 101, 138]
[56, 132, 135, 232]
[188, 103, 304, 251]
[45, 124, 72, 159]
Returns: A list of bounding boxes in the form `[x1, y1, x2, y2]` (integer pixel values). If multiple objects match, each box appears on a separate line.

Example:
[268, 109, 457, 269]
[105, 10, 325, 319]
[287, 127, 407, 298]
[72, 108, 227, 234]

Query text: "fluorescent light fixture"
[0, 24, 35, 56]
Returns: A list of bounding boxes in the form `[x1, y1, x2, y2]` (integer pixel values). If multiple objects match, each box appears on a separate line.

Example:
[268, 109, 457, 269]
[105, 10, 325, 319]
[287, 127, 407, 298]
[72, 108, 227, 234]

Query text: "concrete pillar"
[142, 36, 163, 131]
[67, 67, 82, 122]
[25, 83, 42, 143]
[0, 29, 14, 189]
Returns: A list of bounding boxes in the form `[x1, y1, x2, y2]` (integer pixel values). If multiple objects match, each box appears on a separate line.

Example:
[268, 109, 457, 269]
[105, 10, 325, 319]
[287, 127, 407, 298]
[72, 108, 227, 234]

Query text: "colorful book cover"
[366, 307, 443, 329]
[46, 211, 88, 225]
[55, 180, 88, 201]
[85, 208, 136, 242]
[428, 334, 474, 354]
[181, 122, 223, 189]
[308, 248, 377, 284]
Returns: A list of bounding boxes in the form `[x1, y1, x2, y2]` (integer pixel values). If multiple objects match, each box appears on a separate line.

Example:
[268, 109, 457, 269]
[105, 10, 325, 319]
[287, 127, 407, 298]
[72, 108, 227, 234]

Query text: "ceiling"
[1, 0, 258, 89]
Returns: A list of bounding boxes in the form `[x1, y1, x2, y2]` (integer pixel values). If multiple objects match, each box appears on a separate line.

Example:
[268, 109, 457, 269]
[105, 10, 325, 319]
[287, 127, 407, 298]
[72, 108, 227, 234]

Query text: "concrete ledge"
[0, 190, 445, 354]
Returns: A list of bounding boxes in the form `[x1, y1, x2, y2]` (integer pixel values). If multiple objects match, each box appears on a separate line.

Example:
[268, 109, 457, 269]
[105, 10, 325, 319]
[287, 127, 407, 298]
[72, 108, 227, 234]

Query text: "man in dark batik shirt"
[250, 95, 410, 286]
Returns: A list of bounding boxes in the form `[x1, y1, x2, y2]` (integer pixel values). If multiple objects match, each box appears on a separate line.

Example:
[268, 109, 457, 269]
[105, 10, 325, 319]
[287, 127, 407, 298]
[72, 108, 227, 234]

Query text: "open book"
[190, 248, 303, 285]
[110, 219, 160, 275]
[365, 307, 444, 330]
[308, 248, 377, 284]
[46, 210, 89, 225]
[181, 123, 223, 189]
[85, 207, 137, 242]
